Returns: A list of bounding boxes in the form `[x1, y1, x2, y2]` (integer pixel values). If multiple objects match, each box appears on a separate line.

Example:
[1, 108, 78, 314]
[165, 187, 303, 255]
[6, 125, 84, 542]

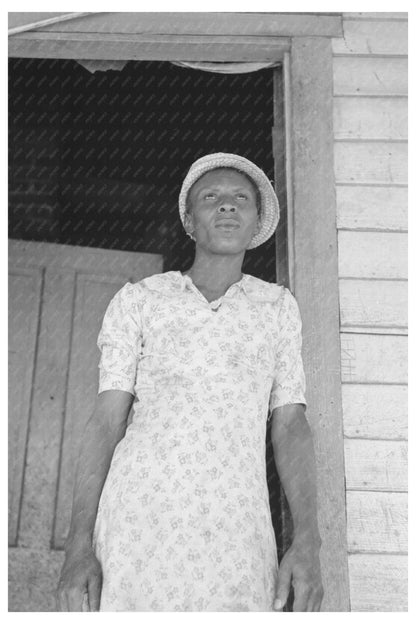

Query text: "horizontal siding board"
[343, 13, 408, 20]
[336, 185, 407, 231]
[333, 97, 407, 140]
[332, 20, 408, 55]
[339, 279, 407, 330]
[342, 384, 407, 440]
[344, 439, 407, 492]
[347, 491, 407, 552]
[340, 333, 407, 384]
[334, 142, 407, 185]
[338, 231, 407, 279]
[348, 554, 407, 611]
[333, 57, 407, 96]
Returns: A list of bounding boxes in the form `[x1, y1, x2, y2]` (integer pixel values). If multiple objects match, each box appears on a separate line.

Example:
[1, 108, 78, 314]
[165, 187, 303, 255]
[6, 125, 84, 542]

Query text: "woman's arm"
[271, 403, 324, 612]
[56, 389, 134, 611]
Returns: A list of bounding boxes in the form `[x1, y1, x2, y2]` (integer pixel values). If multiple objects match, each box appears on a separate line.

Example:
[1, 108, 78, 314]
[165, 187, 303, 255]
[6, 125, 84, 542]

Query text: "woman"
[56, 153, 323, 612]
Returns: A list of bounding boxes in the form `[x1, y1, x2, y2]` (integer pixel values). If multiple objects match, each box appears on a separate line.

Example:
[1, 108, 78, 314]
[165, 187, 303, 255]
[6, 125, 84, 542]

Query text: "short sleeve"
[268, 287, 307, 417]
[97, 282, 143, 396]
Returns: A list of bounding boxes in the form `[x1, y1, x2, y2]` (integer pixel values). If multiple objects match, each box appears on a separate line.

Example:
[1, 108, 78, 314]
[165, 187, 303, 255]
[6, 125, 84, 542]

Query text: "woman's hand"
[273, 536, 324, 612]
[56, 545, 103, 611]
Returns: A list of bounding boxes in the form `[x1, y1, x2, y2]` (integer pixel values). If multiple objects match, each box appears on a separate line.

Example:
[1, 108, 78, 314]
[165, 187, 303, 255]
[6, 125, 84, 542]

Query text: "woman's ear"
[183, 212, 195, 236]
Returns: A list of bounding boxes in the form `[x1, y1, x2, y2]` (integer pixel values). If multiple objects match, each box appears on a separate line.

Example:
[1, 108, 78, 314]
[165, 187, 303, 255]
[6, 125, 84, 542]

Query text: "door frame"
[8, 12, 349, 611]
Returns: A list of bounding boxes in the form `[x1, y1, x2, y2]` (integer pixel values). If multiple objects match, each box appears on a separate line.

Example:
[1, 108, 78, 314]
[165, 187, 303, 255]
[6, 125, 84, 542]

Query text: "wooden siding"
[348, 555, 407, 611]
[333, 13, 408, 611]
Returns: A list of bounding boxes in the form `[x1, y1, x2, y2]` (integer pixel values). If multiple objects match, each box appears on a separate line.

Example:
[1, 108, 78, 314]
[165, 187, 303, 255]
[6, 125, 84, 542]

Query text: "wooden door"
[8, 240, 163, 611]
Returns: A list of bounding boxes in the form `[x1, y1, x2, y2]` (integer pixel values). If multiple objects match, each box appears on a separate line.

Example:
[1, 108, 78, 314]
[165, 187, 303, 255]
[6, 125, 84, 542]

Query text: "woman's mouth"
[215, 220, 240, 229]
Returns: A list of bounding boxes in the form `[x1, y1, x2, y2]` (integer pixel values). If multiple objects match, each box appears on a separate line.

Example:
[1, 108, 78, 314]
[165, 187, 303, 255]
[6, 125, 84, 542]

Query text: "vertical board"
[290, 37, 350, 611]
[8, 268, 43, 545]
[53, 273, 132, 548]
[8, 240, 163, 611]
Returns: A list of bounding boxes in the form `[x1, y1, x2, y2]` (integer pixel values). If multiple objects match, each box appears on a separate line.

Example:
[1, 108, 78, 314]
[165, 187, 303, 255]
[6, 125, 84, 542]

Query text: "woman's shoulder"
[243, 273, 286, 303]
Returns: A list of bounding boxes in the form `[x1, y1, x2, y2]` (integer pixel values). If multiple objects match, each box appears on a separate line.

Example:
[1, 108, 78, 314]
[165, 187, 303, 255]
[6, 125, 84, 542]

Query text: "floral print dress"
[92, 270, 307, 611]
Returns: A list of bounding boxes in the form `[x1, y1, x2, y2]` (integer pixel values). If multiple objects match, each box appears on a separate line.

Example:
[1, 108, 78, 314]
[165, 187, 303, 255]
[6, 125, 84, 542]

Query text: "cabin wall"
[332, 12, 408, 612]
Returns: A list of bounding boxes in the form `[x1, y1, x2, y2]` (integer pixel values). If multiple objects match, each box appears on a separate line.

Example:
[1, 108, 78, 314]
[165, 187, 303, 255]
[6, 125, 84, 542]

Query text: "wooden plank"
[343, 13, 408, 20]
[8, 547, 65, 612]
[338, 231, 407, 279]
[9, 240, 161, 274]
[342, 384, 407, 440]
[290, 36, 349, 611]
[8, 31, 290, 62]
[339, 279, 407, 331]
[53, 273, 129, 549]
[340, 334, 407, 384]
[344, 439, 407, 492]
[332, 20, 408, 55]
[31, 11, 343, 37]
[8, 268, 43, 546]
[336, 185, 407, 231]
[18, 269, 76, 549]
[348, 554, 407, 611]
[346, 491, 407, 553]
[334, 142, 407, 186]
[333, 97, 407, 140]
[333, 57, 408, 96]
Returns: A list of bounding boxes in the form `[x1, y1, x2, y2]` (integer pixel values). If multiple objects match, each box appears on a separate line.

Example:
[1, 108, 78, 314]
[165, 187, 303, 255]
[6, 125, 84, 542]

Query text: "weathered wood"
[333, 57, 408, 96]
[30, 11, 344, 37]
[343, 13, 408, 20]
[336, 185, 408, 231]
[344, 439, 407, 492]
[290, 36, 349, 611]
[53, 274, 129, 549]
[8, 240, 161, 273]
[8, 32, 290, 62]
[348, 554, 407, 611]
[338, 231, 407, 279]
[17, 269, 75, 549]
[334, 142, 407, 186]
[9, 241, 163, 566]
[8, 268, 43, 546]
[333, 97, 407, 140]
[346, 491, 407, 553]
[332, 19, 408, 56]
[8, 12, 89, 35]
[340, 333, 407, 384]
[339, 279, 407, 332]
[342, 384, 407, 440]
[8, 546, 65, 612]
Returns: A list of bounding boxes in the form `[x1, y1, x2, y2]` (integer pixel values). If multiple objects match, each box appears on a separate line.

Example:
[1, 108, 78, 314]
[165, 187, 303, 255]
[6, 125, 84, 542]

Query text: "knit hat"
[178, 152, 279, 249]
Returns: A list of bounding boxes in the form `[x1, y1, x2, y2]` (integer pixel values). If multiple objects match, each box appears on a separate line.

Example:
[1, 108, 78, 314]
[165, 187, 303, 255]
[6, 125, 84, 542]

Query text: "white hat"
[178, 152, 280, 249]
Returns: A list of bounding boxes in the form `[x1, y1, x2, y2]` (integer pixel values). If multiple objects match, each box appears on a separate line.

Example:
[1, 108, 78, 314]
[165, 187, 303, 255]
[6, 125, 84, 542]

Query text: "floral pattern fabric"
[92, 271, 307, 611]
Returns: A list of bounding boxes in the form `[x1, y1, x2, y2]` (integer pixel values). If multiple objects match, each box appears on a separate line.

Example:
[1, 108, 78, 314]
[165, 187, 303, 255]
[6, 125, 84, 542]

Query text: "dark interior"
[9, 58, 279, 281]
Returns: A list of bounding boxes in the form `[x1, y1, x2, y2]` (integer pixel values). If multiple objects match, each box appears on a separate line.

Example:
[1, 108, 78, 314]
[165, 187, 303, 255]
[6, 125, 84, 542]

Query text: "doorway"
[9, 57, 293, 610]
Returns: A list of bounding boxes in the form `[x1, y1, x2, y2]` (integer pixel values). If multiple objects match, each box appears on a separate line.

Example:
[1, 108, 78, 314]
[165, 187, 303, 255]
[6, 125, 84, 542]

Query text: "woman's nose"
[218, 201, 237, 213]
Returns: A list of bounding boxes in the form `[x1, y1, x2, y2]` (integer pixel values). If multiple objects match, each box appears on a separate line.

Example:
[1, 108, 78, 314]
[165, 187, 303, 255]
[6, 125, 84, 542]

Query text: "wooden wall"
[332, 12, 408, 611]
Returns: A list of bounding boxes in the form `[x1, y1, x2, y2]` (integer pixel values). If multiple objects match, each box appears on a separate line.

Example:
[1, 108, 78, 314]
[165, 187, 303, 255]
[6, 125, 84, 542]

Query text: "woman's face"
[184, 168, 261, 253]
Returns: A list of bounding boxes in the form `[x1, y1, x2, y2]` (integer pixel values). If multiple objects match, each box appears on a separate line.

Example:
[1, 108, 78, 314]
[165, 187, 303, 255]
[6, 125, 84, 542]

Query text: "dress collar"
[141, 271, 283, 302]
